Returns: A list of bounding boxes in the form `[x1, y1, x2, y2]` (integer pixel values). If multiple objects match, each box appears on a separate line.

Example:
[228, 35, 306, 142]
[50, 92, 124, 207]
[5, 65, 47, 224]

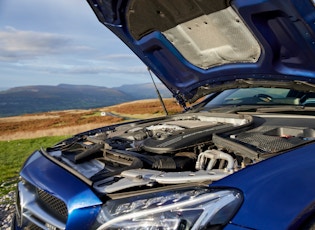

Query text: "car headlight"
[94, 187, 243, 230]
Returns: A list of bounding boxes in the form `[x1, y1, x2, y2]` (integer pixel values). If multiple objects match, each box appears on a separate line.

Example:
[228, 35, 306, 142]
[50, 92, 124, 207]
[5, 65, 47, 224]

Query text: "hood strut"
[148, 68, 169, 116]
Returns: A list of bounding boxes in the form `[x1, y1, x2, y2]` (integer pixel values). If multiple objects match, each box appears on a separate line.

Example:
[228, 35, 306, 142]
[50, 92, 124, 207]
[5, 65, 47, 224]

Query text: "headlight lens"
[94, 187, 243, 230]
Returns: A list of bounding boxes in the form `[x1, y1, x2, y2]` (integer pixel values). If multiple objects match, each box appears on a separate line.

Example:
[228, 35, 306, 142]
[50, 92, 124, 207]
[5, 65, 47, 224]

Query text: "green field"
[0, 136, 69, 196]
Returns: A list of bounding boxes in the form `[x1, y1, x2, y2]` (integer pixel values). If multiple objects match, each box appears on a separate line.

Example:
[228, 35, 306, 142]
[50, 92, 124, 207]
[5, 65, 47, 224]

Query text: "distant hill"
[114, 83, 172, 100]
[0, 83, 172, 117]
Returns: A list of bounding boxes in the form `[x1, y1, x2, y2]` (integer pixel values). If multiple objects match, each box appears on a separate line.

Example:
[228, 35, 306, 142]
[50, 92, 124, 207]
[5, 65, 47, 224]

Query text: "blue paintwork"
[212, 143, 315, 229]
[12, 1, 315, 229]
[87, 0, 315, 102]
[20, 151, 102, 229]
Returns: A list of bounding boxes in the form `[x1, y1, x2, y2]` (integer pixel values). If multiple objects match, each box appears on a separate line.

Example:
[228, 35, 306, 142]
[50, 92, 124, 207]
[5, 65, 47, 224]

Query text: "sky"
[0, 0, 150, 90]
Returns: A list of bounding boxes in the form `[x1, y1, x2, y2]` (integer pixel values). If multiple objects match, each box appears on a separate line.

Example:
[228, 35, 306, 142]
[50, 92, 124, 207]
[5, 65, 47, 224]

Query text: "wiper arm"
[256, 105, 315, 113]
[208, 105, 259, 113]
[208, 104, 315, 114]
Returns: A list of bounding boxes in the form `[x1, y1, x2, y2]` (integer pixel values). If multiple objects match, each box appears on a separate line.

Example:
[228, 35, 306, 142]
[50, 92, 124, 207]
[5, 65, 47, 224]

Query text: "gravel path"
[0, 191, 15, 230]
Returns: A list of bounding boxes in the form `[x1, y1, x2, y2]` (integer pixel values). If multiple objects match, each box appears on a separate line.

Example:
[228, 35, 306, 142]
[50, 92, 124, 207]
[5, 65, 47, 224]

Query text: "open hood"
[87, 0, 315, 105]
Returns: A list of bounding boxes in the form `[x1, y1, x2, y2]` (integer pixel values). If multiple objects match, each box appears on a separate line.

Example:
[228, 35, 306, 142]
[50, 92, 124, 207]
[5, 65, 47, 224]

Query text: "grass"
[0, 136, 69, 196]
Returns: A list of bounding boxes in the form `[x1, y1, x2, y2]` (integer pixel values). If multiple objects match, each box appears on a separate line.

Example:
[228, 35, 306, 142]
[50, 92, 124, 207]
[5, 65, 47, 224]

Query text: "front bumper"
[13, 150, 102, 230]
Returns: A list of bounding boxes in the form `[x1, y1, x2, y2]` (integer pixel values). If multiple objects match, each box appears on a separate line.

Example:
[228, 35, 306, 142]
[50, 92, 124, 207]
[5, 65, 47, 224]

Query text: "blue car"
[12, 0, 315, 229]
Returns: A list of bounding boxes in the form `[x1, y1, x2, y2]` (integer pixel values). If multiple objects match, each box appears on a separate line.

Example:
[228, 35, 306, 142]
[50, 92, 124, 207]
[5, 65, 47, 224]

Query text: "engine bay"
[46, 113, 315, 194]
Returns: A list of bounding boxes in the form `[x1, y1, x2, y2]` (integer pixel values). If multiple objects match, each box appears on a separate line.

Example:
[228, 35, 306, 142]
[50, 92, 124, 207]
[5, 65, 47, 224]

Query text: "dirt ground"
[0, 99, 182, 141]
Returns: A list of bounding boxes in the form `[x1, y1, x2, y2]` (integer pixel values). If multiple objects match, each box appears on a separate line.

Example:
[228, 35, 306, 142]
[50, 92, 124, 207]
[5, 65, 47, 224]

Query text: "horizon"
[0, 81, 166, 92]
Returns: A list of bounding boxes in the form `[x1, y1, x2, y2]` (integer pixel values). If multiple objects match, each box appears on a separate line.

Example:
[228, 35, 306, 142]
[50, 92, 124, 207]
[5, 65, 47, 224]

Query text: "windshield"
[202, 88, 315, 109]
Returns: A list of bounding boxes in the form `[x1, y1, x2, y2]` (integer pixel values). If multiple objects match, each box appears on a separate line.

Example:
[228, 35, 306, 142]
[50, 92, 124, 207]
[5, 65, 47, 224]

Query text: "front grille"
[17, 181, 67, 230]
[36, 188, 68, 222]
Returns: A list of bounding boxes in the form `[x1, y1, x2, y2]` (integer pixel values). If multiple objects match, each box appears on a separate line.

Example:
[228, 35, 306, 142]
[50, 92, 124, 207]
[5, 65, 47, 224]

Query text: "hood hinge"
[174, 92, 188, 111]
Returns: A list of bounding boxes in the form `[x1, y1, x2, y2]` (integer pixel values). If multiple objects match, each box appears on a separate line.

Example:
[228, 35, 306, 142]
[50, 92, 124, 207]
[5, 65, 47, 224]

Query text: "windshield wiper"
[256, 105, 315, 113]
[207, 105, 260, 113]
[207, 104, 315, 114]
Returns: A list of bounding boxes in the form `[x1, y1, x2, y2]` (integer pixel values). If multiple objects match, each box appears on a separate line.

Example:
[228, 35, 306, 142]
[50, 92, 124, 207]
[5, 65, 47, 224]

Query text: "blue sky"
[0, 0, 150, 90]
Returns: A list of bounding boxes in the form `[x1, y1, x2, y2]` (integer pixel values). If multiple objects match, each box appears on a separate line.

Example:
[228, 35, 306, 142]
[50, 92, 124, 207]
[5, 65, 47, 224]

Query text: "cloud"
[41, 62, 147, 75]
[0, 25, 146, 81]
[66, 65, 147, 75]
[104, 54, 139, 60]
[0, 26, 91, 62]
[0, 0, 149, 88]
[1, 53, 147, 76]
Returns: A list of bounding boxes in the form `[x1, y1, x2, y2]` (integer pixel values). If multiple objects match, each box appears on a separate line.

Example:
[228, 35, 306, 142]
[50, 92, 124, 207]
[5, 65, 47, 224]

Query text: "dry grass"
[1, 123, 112, 141]
[106, 99, 182, 114]
[0, 98, 182, 141]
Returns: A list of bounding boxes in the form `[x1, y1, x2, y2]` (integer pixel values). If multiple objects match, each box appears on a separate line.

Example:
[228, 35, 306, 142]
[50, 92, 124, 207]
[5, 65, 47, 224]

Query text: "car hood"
[87, 0, 315, 106]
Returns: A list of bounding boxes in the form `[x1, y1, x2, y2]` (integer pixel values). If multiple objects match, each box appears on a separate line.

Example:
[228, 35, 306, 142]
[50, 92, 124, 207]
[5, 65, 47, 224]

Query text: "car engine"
[45, 113, 315, 194]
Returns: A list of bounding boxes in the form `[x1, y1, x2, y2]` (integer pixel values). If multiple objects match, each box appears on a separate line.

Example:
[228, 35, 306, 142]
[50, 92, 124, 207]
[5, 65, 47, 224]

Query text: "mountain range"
[0, 83, 172, 117]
